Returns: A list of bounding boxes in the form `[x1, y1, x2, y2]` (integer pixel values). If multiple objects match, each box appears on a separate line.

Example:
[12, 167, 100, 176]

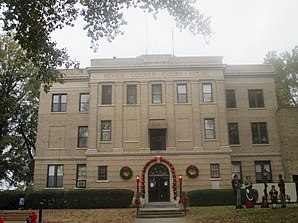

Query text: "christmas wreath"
[120, 166, 133, 180]
[186, 165, 199, 178]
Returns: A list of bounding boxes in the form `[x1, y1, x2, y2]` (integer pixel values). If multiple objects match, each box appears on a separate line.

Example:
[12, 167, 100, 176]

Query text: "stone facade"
[34, 55, 283, 204]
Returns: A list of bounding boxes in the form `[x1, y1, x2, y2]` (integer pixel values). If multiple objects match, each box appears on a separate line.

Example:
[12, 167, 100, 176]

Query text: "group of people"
[231, 174, 286, 209]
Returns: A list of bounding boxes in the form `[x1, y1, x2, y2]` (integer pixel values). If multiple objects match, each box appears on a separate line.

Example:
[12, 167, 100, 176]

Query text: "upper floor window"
[127, 85, 137, 104]
[204, 118, 215, 139]
[228, 123, 240, 144]
[248, 89, 264, 108]
[102, 85, 112, 104]
[47, 165, 63, 188]
[225, 89, 236, 108]
[79, 93, 89, 112]
[177, 84, 187, 103]
[231, 161, 242, 179]
[101, 120, 111, 141]
[98, 166, 108, 181]
[210, 164, 220, 178]
[203, 83, 213, 102]
[76, 164, 86, 188]
[52, 94, 67, 112]
[255, 161, 272, 183]
[152, 84, 162, 104]
[77, 126, 88, 148]
[251, 122, 268, 144]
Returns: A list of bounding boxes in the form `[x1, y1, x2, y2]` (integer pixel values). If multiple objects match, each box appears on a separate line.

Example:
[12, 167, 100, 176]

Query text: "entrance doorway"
[149, 129, 166, 151]
[148, 164, 170, 202]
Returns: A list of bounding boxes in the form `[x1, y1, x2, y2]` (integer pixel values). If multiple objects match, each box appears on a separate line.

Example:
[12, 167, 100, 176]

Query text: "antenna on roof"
[172, 20, 175, 56]
[146, 13, 148, 54]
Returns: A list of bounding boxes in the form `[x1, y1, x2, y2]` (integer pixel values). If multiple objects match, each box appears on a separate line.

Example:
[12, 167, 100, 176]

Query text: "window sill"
[200, 102, 217, 105]
[209, 178, 222, 181]
[76, 147, 87, 150]
[100, 141, 112, 144]
[47, 147, 66, 150]
[226, 108, 238, 110]
[98, 104, 115, 107]
[230, 144, 241, 147]
[248, 107, 266, 110]
[78, 111, 89, 114]
[97, 180, 109, 183]
[204, 139, 218, 142]
[174, 102, 192, 105]
[45, 187, 64, 190]
[50, 112, 67, 114]
[252, 144, 271, 146]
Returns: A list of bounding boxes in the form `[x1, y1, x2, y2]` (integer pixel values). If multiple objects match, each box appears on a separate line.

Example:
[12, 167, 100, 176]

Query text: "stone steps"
[138, 207, 184, 218]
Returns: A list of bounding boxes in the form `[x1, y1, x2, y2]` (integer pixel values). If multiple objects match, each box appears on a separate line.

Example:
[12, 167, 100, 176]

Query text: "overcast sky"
[52, 0, 298, 68]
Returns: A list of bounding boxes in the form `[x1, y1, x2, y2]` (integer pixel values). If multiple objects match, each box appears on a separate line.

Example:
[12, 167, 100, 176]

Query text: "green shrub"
[25, 190, 65, 209]
[64, 189, 134, 209]
[0, 190, 27, 210]
[187, 189, 258, 207]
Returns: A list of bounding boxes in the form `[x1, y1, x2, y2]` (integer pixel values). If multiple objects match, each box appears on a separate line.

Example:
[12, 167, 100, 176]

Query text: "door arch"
[148, 163, 170, 202]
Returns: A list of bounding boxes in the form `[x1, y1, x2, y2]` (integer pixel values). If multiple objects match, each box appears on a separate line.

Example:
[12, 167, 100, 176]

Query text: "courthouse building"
[34, 55, 283, 204]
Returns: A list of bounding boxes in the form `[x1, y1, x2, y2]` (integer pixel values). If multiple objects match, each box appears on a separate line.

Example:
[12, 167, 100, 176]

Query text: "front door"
[148, 164, 170, 202]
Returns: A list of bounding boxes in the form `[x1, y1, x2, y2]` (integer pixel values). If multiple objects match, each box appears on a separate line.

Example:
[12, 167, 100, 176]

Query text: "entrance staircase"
[138, 203, 184, 218]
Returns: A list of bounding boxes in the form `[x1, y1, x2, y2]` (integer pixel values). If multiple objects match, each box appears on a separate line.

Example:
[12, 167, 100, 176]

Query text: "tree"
[0, 34, 39, 188]
[264, 47, 298, 107]
[0, 0, 211, 92]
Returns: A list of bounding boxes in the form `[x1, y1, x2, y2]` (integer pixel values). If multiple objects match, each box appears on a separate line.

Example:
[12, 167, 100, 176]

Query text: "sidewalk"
[133, 218, 188, 223]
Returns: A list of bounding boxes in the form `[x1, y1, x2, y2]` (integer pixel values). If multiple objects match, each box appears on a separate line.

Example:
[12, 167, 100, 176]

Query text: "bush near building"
[187, 189, 258, 206]
[0, 189, 134, 210]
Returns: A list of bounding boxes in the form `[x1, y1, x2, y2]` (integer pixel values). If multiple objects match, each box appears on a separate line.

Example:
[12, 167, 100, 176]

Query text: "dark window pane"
[225, 90, 236, 108]
[127, 85, 137, 104]
[102, 85, 112, 104]
[80, 93, 89, 111]
[228, 123, 240, 144]
[248, 89, 264, 107]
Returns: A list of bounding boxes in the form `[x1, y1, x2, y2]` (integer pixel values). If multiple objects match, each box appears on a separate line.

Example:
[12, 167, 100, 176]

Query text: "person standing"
[244, 176, 254, 208]
[278, 174, 286, 207]
[231, 174, 243, 209]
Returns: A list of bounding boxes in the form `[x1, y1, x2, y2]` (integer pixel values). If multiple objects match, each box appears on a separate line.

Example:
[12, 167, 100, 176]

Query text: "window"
[152, 84, 162, 103]
[204, 118, 215, 139]
[177, 84, 187, 103]
[225, 90, 236, 108]
[79, 93, 89, 111]
[78, 126, 88, 148]
[251, 122, 268, 144]
[248, 89, 264, 107]
[210, 164, 220, 178]
[231, 162, 242, 179]
[98, 166, 108, 181]
[101, 121, 111, 141]
[203, 83, 213, 102]
[228, 123, 240, 144]
[52, 94, 67, 112]
[76, 164, 86, 188]
[102, 85, 112, 104]
[255, 161, 272, 183]
[47, 165, 63, 188]
[127, 85, 137, 104]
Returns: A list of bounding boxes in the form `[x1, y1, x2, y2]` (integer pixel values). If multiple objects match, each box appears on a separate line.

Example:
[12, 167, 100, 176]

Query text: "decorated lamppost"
[135, 175, 140, 217]
[261, 169, 269, 208]
[179, 175, 183, 201]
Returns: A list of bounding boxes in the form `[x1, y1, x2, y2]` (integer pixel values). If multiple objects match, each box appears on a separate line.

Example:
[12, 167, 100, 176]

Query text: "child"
[269, 185, 278, 209]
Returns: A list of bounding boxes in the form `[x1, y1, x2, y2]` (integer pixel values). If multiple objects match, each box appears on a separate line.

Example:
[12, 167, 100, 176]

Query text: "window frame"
[255, 161, 272, 183]
[47, 164, 64, 188]
[225, 89, 236, 108]
[204, 118, 215, 139]
[101, 120, 112, 141]
[202, 83, 213, 103]
[210, 163, 220, 178]
[127, 84, 137, 104]
[152, 84, 162, 104]
[79, 93, 89, 112]
[98, 166, 108, 181]
[102, 85, 112, 105]
[228, 123, 240, 145]
[248, 89, 264, 108]
[76, 164, 87, 188]
[51, 94, 67, 112]
[251, 122, 269, 144]
[231, 161, 242, 180]
[177, 84, 188, 103]
[77, 126, 88, 148]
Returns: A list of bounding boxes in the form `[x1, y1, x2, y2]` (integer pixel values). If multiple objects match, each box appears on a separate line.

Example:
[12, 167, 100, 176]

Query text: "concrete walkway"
[133, 218, 188, 223]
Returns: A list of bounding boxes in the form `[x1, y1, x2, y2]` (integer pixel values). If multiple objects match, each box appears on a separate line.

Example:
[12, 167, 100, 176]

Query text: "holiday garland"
[186, 164, 199, 178]
[141, 156, 177, 200]
[120, 166, 133, 180]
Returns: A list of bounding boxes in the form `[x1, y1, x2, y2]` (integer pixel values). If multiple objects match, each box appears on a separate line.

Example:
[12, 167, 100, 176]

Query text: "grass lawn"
[10, 204, 298, 223]
[185, 204, 298, 223]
